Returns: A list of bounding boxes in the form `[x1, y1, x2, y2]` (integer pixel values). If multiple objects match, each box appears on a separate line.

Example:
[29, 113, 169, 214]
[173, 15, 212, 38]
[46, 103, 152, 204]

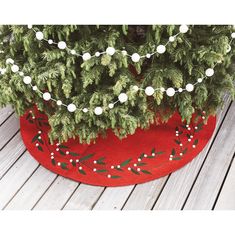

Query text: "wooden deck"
[0, 98, 235, 210]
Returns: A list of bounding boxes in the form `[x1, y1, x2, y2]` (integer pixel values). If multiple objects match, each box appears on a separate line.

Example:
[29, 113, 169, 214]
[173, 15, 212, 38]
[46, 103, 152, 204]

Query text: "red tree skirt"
[20, 108, 216, 186]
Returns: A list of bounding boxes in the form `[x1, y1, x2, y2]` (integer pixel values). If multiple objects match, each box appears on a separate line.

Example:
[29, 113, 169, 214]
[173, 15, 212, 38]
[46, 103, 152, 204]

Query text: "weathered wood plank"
[5, 166, 57, 210]
[0, 114, 19, 149]
[123, 176, 168, 210]
[0, 152, 39, 209]
[92, 185, 134, 210]
[183, 101, 235, 209]
[0, 105, 13, 125]
[63, 184, 104, 210]
[0, 132, 26, 179]
[215, 158, 235, 210]
[33, 176, 78, 210]
[152, 98, 232, 210]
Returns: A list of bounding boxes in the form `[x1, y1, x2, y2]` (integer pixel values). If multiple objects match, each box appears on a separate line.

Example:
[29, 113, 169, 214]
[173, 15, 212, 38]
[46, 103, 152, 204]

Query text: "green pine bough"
[0, 25, 234, 144]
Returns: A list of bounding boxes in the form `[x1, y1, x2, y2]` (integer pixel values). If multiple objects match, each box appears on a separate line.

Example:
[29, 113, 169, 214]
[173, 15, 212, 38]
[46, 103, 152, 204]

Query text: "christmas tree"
[0, 25, 234, 144]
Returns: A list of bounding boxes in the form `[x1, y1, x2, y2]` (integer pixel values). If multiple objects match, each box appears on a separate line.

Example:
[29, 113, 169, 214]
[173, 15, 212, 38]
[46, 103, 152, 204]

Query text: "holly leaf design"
[139, 153, 145, 160]
[111, 175, 121, 179]
[32, 134, 40, 143]
[59, 150, 65, 156]
[171, 148, 176, 156]
[131, 168, 140, 175]
[120, 158, 132, 167]
[71, 160, 76, 167]
[96, 157, 105, 165]
[96, 169, 108, 173]
[182, 148, 188, 155]
[151, 148, 155, 154]
[37, 146, 43, 152]
[174, 139, 181, 145]
[175, 126, 179, 132]
[172, 157, 181, 160]
[51, 159, 56, 166]
[193, 139, 199, 145]
[114, 167, 124, 171]
[156, 151, 164, 155]
[79, 153, 94, 162]
[78, 169, 86, 175]
[59, 145, 69, 149]
[38, 138, 44, 144]
[141, 170, 151, 174]
[61, 162, 68, 170]
[137, 162, 147, 166]
[69, 152, 79, 157]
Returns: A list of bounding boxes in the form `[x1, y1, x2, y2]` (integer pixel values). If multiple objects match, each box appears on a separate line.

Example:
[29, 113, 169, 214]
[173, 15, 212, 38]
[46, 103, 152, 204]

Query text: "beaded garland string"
[0, 31, 234, 115]
[28, 24, 189, 63]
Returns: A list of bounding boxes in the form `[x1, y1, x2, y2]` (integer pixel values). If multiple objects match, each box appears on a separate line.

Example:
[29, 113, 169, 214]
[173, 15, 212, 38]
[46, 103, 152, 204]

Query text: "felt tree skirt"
[20, 108, 216, 186]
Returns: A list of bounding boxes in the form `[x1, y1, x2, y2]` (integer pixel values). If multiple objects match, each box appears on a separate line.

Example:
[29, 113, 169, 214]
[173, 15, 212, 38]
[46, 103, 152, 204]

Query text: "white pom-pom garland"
[94, 107, 103, 115]
[23, 76, 32, 84]
[179, 25, 189, 33]
[118, 93, 128, 103]
[58, 41, 67, 49]
[11, 64, 19, 73]
[166, 87, 175, 97]
[156, 45, 166, 54]
[205, 68, 214, 77]
[131, 53, 140, 62]
[36, 31, 44, 40]
[67, 104, 76, 112]
[82, 52, 91, 61]
[43, 92, 51, 101]
[145, 86, 155, 96]
[186, 83, 194, 92]
[106, 47, 115, 56]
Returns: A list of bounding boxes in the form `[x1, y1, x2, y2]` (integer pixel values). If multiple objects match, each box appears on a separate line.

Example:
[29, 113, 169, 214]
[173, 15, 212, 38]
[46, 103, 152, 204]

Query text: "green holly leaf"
[156, 151, 164, 155]
[79, 153, 94, 162]
[139, 153, 145, 160]
[78, 169, 86, 175]
[32, 134, 40, 143]
[137, 162, 147, 166]
[114, 167, 124, 171]
[111, 175, 121, 179]
[141, 170, 151, 174]
[193, 139, 199, 145]
[172, 157, 181, 160]
[174, 139, 181, 145]
[69, 152, 79, 156]
[151, 148, 155, 154]
[59, 145, 69, 149]
[38, 138, 44, 144]
[175, 126, 179, 131]
[96, 169, 108, 173]
[71, 160, 76, 167]
[96, 157, 105, 165]
[61, 162, 68, 170]
[131, 168, 140, 175]
[120, 158, 132, 167]
[51, 159, 56, 166]
[171, 148, 176, 156]
[59, 150, 65, 155]
[37, 145, 43, 152]
[182, 148, 188, 155]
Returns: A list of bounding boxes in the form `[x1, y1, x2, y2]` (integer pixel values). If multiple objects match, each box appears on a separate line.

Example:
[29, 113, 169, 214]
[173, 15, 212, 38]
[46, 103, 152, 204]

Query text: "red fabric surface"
[20, 108, 216, 186]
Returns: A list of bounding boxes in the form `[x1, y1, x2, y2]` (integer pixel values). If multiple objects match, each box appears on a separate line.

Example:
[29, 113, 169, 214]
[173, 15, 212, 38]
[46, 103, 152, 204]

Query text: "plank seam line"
[0, 129, 20, 151]
[212, 152, 235, 210]
[150, 174, 171, 210]
[120, 185, 137, 210]
[31, 174, 59, 210]
[0, 148, 27, 181]
[0, 111, 15, 127]
[180, 101, 233, 210]
[91, 187, 107, 210]
[61, 183, 81, 210]
[2, 164, 40, 210]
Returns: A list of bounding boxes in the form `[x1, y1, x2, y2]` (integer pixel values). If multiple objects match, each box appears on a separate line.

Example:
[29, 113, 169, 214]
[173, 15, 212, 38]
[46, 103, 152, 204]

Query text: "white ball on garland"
[132, 85, 139, 91]
[122, 50, 127, 56]
[106, 47, 115, 56]
[58, 41, 66, 50]
[82, 52, 91, 61]
[36, 31, 44, 40]
[27, 24, 32, 29]
[83, 108, 88, 113]
[156, 45, 166, 54]
[48, 39, 53, 44]
[226, 45, 231, 53]
[95, 52, 100, 57]
[160, 87, 165, 92]
[205, 68, 214, 77]
[57, 100, 62, 106]
[70, 49, 76, 55]
[32, 86, 38, 91]
[231, 32, 235, 38]
[19, 71, 24, 76]
[67, 104, 76, 112]
[178, 88, 183, 92]
[197, 78, 203, 83]
[118, 93, 128, 103]
[169, 36, 175, 42]
[166, 87, 175, 97]
[6, 58, 14, 64]
[94, 107, 103, 115]
[23, 76, 32, 84]
[131, 53, 140, 62]
[186, 83, 194, 92]
[179, 25, 189, 33]
[43, 92, 51, 101]
[108, 103, 114, 109]
[145, 86, 155, 96]
[146, 53, 151, 58]
[11, 64, 19, 73]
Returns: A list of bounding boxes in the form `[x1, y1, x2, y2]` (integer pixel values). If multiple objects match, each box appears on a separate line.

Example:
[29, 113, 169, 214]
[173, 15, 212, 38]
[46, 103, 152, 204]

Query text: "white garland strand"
[28, 24, 189, 63]
[0, 32, 234, 116]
